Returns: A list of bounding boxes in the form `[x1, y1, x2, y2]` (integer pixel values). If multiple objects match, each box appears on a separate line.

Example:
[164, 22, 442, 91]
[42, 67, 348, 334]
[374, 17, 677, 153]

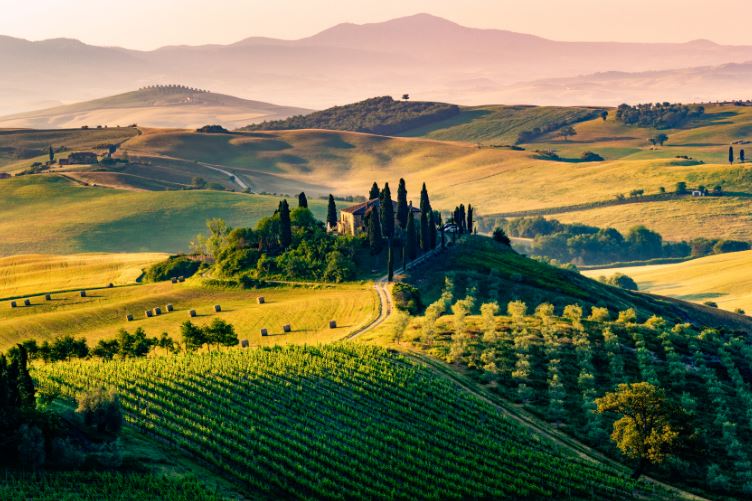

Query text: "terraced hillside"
[34, 344, 664, 499]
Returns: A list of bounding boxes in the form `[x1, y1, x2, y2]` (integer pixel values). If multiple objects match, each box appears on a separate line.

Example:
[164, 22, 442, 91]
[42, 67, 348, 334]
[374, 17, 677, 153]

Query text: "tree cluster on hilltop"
[243, 96, 460, 135]
[615, 102, 704, 129]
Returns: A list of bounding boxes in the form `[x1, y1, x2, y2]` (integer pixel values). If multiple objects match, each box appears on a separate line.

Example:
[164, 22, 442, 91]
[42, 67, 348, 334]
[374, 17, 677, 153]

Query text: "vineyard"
[407, 293, 752, 498]
[32, 344, 662, 499]
[0, 471, 221, 500]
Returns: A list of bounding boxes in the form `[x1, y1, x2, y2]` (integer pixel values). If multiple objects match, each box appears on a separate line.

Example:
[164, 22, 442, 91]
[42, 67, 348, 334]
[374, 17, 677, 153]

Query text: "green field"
[33, 344, 663, 499]
[0, 175, 325, 255]
[583, 249, 752, 313]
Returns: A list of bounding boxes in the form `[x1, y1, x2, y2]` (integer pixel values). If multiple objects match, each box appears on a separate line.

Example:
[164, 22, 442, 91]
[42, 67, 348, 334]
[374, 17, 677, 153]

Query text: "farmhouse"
[337, 198, 420, 236]
[66, 152, 98, 165]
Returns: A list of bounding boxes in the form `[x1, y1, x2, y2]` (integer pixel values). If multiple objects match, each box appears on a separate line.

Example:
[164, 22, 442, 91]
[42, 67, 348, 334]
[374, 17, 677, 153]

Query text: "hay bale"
[44, 294, 51, 301]
[241, 339, 249, 348]
[80, 290, 87, 297]
[153, 307, 162, 316]
[166, 304, 174, 312]
[329, 320, 337, 329]
[260, 328, 268, 337]
[171, 277, 177, 284]
[214, 304, 222, 313]
[283, 324, 291, 333]
[23, 299, 31, 306]
[256, 296, 265, 304]
[178, 276, 185, 283]
[10, 301, 17, 308]
[145, 310, 153, 318]
[189, 309, 197, 318]
[107, 283, 114, 288]
[126, 314, 134, 322]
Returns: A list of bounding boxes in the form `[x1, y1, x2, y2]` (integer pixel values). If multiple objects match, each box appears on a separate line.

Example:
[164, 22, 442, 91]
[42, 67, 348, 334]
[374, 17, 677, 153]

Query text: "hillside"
[32, 344, 662, 499]
[0, 85, 311, 130]
[243, 96, 460, 135]
[583, 250, 752, 313]
[0, 175, 326, 255]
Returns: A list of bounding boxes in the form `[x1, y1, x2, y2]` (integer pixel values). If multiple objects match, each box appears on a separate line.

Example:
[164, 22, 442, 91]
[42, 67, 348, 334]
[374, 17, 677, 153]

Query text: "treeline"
[615, 102, 705, 129]
[503, 216, 749, 266]
[0, 345, 124, 470]
[243, 96, 460, 135]
[515, 109, 604, 144]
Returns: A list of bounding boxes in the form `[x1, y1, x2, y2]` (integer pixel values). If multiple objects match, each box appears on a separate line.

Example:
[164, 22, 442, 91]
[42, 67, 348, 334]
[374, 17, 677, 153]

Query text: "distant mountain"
[0, 85, 311, 129]
[3, 13, 752, 113]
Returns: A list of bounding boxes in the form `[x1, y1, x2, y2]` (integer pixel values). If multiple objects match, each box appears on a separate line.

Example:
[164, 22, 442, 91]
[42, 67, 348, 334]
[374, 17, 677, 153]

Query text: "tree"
[675, 181, 688, 194]
[419, 183, 431, 215]
[397, 178, 409, 230]
[729, 145, 735, 164]
[204, 319, 238, 349]
[492, 227, 511, 246]
[596, 382, 678, 479]
[428, 210, 438, 249]
[278, 199, 292, 249]
[326, 195, 337, 229]
[369, 182, 380, 200]
[560, 126, 577, 141]
[387, 243, 394, 281]
[367, 207, 383, 255]
[741, 149, 746, 163]
[651, 133, 668, 146]
[419, 211, 430, 253]
[466, 205, 474, 234]
[181, 321, 206, 351]
[380, 183, 394, 238]
[406, 211, 418, 260]
[297, 192, 308, 208]
[76, 387, 123, 435]
[600, 110, 608, 121]
[48, 146, 54, 163]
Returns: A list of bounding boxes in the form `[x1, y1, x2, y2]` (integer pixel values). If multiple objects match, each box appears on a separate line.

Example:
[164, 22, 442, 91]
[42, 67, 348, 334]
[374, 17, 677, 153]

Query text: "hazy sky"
[3, 0, 751, 50]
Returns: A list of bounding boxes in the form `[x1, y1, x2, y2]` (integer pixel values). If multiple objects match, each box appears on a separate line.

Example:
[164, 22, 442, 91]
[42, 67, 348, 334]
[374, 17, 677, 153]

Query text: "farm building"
[337, 198, 420, 236]
[66, 152, 98, 165]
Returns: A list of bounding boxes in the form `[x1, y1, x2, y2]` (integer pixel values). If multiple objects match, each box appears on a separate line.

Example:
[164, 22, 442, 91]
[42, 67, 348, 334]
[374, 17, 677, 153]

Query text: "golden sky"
[3, 0, 751, 49]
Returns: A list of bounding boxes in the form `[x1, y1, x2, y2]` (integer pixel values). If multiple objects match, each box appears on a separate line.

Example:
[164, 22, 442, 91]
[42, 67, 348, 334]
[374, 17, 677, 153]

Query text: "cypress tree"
[401, 240, 407, 271]
[326, 195, 337, 229]
[467, 205, 474, 234]
[406, 211, 418, 260]
[8, 346, 35, 412]
[297, 192, 308, 208]
[439, 212, 446, 248]
[380, 183, 394, 238]
[420, 211, 430, 253]
[48, 146, 54, 163]
[387, 243, 394, 281]
[369, 182, 380, 200]
[397, 178, 409, 230]
[729, 146, 734, 165]
[278, 199, 292, 248]
[429, 210, 437, 249]
[459, 204, 467, 233]
[367, 208, 383, 255]
[419, 182, 432, 214]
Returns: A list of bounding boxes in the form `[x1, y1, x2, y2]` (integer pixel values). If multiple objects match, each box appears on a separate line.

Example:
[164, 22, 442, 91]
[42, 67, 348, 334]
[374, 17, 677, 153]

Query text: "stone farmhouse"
[336, 198, 420, 236]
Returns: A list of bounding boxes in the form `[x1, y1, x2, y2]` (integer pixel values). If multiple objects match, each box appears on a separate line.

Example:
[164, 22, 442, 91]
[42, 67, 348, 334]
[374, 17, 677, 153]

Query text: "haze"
[4, 0, 752, 49]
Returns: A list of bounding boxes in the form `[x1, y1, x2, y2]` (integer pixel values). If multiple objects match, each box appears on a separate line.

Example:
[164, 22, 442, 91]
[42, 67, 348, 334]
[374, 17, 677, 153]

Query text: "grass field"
[0, 278, 377, 350]
[0, 252, 166, 298]
[582, 250, 752, 313]
[0, 175, 325, 255]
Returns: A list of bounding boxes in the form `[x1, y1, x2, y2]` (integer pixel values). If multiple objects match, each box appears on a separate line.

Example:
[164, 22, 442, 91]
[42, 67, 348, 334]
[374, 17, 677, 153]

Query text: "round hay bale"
[240, 339, 249, 348]
[44, 294, 51, 301]
[214, 304, 222, 313]
[188, 309, 197, 318]
[178, 276, 185, 283]
[126, 314, 134, 322]
[23, 299, 31, 306]
[256, 296, 265, 304]
[153, 307, 162, 316]
[107, 283, 114, 288]
[260, 328, 268, 337]
[171, 277, 177, 284]
[166, 304, 174, 312]
[10, 301, 17, 308]
[329, 320, 337, 329]
[145, 310, 153, 318]
[80, 290, 87, 297]
[283, 324, 291, 333]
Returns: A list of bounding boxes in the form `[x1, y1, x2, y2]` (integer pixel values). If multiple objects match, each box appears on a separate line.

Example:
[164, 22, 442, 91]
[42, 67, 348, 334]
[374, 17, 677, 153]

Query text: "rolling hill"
[0, 85, 310, 130]
[4, 14, 752, 114]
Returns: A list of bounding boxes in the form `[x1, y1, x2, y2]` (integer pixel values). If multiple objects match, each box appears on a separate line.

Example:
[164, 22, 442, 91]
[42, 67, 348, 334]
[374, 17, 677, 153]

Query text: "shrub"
[588, 306, 610, 322]
[144, 255, 200, 282]
[492, 227, 511, 246]
[617, 308, 637, 324]
[600, 273, 639, 291]
[392, 283, 423, 315]
[580, 151, 604, 162]
[76, 388, 123, 436]
[703, 301, 718, 308]
[507, 300, 527, 318]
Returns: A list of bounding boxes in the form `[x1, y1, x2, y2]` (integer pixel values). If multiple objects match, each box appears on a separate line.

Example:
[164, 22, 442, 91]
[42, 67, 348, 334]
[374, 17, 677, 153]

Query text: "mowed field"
[0, 175, 326, 255]
[0, 279, 378, 350]
[583, 250, 752, 313]
[0, 253, 166, 298]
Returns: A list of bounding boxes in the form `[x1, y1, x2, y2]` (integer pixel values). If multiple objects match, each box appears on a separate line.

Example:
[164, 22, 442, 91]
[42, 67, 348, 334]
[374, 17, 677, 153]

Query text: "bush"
[599, 273, 638, 291]
[392, 283, 423, 315]
[76, 388, 123, 436]
[580, 151, 604, 162]
[492, 227, 511, 246]
[144, 255, 200, 282]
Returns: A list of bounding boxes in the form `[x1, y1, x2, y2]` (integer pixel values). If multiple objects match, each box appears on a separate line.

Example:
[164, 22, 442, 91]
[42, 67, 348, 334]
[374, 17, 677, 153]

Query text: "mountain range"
[2, 13, 752, 115]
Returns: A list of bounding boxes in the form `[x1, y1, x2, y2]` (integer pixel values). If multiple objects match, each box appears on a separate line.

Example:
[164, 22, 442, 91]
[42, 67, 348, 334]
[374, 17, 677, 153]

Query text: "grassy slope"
[33, 344, 661, 499]
[583, 249, 752, 313]
[407, 236, 752, 331]
[0, 253, 166, 298]
[0, 175, 325, 255]
[0, 279, 377, 350]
